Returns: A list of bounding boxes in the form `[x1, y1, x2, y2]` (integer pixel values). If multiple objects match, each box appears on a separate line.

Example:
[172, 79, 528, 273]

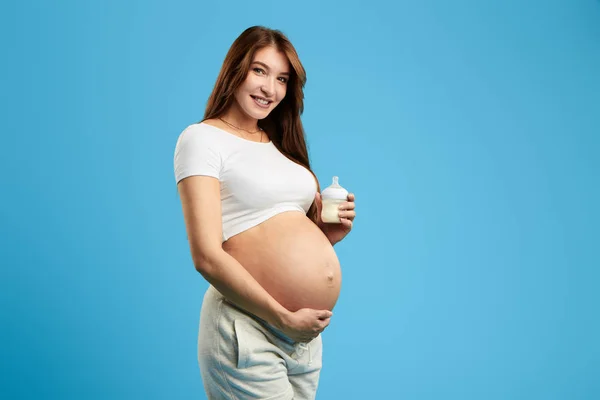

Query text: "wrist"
[269, 303, 291, 331]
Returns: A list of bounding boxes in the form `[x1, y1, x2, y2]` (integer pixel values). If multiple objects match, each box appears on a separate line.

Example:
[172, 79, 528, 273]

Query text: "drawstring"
[298, 342, 312, 366]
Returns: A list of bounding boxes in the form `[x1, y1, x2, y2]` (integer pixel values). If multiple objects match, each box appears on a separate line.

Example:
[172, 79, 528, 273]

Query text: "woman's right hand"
[279, 308, 333, 343]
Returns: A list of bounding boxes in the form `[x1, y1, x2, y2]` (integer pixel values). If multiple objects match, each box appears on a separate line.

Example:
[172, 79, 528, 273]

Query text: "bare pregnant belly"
[222, 211, 342, 312]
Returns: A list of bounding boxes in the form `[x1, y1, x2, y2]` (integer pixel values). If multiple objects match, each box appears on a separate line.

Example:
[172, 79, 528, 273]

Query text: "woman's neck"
[220, 103, 260, 132]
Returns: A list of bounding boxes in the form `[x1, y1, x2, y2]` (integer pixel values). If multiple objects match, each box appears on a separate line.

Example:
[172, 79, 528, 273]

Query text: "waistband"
[251, 311, 297, 346]
[214, 288, 297, 345]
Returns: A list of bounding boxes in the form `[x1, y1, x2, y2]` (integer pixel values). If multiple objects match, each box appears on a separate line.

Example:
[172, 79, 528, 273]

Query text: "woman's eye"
[278, 77, 288, 83]
[253, 68, 265, 75]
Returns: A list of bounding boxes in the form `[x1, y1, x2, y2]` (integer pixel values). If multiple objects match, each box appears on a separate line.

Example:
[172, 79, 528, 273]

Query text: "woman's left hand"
[314, 192, 356, 246]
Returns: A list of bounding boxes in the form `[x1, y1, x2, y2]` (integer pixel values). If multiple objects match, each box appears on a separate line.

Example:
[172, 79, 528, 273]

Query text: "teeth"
[253, 96, 269, 105]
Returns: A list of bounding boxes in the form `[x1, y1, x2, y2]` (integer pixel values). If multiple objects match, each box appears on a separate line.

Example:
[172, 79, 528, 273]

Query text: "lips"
[251, 95, 272, 108]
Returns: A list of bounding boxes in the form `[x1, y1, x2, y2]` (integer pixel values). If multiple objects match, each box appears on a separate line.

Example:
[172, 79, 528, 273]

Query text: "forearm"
[196, 250, 290, 329]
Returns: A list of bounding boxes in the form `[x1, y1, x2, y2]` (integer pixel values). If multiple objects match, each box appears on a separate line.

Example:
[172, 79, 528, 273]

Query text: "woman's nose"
[261, 79, 275, 97]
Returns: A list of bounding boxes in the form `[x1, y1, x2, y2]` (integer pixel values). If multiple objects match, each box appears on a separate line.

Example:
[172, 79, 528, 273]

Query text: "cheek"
[245, 74, 262, 90]
[235, 81, 248, 98]
[238, 75, 255, 95]
[233, 90, 246, 108]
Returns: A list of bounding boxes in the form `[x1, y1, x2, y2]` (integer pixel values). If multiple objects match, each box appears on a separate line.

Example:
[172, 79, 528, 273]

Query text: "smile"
[251, 95, 272, 108]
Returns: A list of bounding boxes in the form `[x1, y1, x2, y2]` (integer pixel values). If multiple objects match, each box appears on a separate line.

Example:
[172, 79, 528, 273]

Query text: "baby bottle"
[320, 176, 348, 224]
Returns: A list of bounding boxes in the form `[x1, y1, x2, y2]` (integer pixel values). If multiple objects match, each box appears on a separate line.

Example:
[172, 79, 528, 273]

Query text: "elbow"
[193, 248, 223, 275]
[193, 254, 212, 275]
[194, 259, 210, 274]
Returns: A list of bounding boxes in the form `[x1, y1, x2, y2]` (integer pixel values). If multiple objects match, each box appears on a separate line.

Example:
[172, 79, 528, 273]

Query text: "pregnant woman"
[174, 26, 356, 400]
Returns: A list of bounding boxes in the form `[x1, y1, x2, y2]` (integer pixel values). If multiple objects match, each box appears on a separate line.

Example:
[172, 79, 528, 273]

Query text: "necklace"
[219, 117, 264, 142]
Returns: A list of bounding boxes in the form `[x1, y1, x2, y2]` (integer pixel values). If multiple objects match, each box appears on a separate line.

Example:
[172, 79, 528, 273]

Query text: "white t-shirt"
[174, 122, 317, 242]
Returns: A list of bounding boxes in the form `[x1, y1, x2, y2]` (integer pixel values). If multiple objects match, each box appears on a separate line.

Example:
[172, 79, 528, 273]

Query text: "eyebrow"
[252, 61, 290, 76]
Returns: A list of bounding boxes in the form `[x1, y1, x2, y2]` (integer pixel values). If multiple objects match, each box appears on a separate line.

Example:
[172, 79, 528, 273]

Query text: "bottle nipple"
[331, 176, 340, 187]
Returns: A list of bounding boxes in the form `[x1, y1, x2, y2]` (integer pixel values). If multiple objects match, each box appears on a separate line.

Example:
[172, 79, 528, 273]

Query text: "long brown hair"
[202, 26, 321, 224]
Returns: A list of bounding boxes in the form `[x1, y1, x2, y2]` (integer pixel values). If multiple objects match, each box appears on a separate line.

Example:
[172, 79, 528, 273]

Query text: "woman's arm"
[178, 175, 291, 329]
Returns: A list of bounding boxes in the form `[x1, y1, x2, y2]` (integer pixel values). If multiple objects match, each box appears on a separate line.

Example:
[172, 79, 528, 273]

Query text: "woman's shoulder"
[178, 121, 225, 144]
[180, 120, 214, 135]
[174, 123, 225, 161]
[200, 118, 222, 130]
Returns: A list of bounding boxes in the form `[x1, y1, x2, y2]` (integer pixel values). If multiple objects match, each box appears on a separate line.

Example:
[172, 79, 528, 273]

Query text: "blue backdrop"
[2, 1, 599, 399]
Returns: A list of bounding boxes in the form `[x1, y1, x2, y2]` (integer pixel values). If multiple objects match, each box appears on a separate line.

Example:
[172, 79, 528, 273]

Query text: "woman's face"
[234, 46, 290, 120]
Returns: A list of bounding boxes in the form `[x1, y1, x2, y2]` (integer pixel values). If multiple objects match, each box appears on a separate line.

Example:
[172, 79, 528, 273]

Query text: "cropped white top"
[174, 123, 317, 242]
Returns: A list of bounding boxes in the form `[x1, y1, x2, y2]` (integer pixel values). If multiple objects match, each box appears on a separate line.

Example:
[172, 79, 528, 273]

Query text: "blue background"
[2, 0, 599, 399]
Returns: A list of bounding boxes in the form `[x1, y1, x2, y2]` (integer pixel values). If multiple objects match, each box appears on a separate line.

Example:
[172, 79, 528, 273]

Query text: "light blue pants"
[198, 285, 323, 400]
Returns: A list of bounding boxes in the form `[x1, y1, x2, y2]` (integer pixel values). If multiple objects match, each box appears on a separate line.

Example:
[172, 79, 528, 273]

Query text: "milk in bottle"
[320, 176, 349, 224]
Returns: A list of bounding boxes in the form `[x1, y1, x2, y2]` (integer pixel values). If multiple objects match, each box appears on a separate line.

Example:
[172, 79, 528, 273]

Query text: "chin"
[246, 107, 271, 120]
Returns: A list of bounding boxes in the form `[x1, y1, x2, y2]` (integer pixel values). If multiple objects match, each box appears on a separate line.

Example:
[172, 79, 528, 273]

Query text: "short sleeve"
[174, 125, 222, 184]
